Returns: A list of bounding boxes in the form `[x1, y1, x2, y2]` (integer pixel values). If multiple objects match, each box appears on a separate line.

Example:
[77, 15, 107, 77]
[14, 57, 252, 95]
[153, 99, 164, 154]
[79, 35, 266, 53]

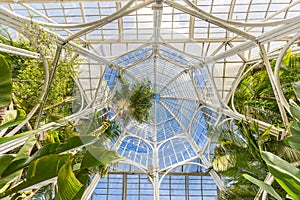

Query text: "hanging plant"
[113, 77, 154, 123]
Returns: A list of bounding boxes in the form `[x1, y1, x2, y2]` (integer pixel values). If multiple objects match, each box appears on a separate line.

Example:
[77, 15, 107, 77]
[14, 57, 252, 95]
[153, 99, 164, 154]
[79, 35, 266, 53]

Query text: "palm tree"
[210, 121, 291, 199]
[112, 77, 154, 123]
[210, 121, 266, 199]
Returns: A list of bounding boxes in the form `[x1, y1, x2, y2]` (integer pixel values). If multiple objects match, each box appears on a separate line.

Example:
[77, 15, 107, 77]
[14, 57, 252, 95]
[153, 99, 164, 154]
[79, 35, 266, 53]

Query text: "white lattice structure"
[0, 0, 300, 199]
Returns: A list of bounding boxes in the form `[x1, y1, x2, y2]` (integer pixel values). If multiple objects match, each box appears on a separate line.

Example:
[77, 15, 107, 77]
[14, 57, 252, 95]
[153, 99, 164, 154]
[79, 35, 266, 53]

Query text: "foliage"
[0, 109, 26, 131]
[243, 174, 282, 200]
[262, 152, 300, 199]
[76, 109, 121, 142]
[0, 25, 122, 199]
[0, 24, 80, 127]
[234, 51, 300, 126]
[223, 51, 300, 199]
[209, 121, 273, 199]
[215, 119, 300, 199]
[242, 82, 300, 199]
[0, 135, 122, 199]
[114, 77, 154, 123]
[129, 80, 153, 123]
[0, 55, 12, 108]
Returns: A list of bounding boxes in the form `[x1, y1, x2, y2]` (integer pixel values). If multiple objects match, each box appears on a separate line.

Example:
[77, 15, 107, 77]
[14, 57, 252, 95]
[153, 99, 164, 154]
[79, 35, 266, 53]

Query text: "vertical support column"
[153, 171, 160, 200]
[81, 173, 101, 200]
[185, 175, 189, 200]
[259, 44, 289, 136]
[152, 135, 160, 200]
[122, 173, 127, 200]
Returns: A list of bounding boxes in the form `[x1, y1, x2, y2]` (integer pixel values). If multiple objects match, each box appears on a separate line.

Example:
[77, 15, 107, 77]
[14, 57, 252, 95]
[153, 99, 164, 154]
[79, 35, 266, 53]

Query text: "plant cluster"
[234, 50, 300, 126]
[113, 77, 154, 124]
[0, 24, 123, 199]
[213, 51, 300, 199]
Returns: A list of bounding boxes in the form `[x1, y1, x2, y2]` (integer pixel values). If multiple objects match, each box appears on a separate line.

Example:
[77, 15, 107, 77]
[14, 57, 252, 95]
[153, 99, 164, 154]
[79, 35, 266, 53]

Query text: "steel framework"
[0, 0, 300, 199]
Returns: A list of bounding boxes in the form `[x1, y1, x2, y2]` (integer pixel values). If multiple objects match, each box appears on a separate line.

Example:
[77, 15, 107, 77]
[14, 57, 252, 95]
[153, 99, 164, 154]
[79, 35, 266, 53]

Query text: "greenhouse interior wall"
[0, 0, 300, 200]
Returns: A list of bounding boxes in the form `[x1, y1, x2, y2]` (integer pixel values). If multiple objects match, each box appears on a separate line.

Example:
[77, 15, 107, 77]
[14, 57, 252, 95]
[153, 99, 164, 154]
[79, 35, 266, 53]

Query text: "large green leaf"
[56, 136, 98, 153]
[0, 154, 70, 199]
[290, 121, 300, 136]
[0, 155, 16, 192]
[72, 169, 90, 199]
[262, 151, 300, 176]
[242, 174, 282, 200]
[0, 110, 26, 130]
[14, 136, 36, 161]
[293, 81, 300, 102]
[290, 99, 300, 120]
[81, 147, 121, 169]
[0, 155, 14, 176]
[0, 171, 20, 193]
[262, 152, 300, 199]
[56, 160, 83, 200]
[0, 136, 36, 191]
[285, 135, 300, 152]
[1, 136, 98, 177]
[0, 130, 39, 145]
[0, 55, 12, 107]
[267, 164, 300, 200]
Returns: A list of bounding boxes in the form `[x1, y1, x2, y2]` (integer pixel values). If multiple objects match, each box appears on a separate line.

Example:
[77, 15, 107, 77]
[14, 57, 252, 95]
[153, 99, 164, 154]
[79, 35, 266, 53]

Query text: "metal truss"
[1, 0, 300, 199]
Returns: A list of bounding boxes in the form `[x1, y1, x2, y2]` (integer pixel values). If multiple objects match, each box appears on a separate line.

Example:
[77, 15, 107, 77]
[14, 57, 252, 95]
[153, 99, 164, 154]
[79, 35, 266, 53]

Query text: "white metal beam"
[0, 43, 39, 58]
[164, 0, 256, 41]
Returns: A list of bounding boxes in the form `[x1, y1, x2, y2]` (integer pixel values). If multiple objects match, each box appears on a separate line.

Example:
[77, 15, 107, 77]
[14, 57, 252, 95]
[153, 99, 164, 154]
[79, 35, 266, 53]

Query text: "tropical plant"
[0, 55, 12, 122]
[243, 81, 300, 200]
[0, 135, 121, 199]
[0, 54, 27, 137]
[213, 120, 300, 199]
[113, 77, 154, 123]
[0, 25, 122, 199]
[234, 51, 300, 126]
[209, 121, 277, 199]
[0, 23, 80, 130]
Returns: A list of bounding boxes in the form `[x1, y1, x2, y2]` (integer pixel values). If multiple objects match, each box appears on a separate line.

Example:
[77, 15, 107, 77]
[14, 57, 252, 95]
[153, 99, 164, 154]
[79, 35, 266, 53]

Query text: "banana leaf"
[290, 99, 300, 120]
[0, 154, 70, 199]
[289, 121, 300, 136]
[0, 130, 39, 145]
[56, 160, 83, 200]
[0, 110, 26, 131]
[293, 81, 300, 101]
[285, 135, 300, 152]
[262, 151, 300, 200]
[14, 136, 36, 161]
[1, 136, 98, 177]
[243, 174, 282, 200]
[0, 55, 12, 107]
[81, 147, 121, 169]
[0, 155, 16, 192]
[0, 136, 36, 191]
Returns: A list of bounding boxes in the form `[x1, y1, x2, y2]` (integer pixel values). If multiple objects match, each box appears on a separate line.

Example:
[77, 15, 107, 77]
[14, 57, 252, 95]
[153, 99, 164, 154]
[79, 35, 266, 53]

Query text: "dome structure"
[0, 0, 300, 199]
[109, 43, 219, 166]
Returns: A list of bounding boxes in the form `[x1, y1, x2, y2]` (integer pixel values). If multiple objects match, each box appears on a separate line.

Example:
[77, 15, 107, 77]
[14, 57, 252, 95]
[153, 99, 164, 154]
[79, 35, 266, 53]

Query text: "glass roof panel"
[118, 136, 153, 168]
[1, 0, 300, 197]
[159, 138, 197, 170]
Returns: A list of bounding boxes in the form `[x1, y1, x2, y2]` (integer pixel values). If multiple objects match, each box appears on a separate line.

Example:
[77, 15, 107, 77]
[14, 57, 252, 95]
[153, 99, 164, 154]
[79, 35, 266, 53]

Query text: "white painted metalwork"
[1, 0, 300, 199]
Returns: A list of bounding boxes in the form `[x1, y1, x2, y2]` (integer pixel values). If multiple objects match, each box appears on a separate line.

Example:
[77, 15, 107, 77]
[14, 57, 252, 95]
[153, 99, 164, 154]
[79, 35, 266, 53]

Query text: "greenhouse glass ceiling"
[0, 0, 300, 199]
